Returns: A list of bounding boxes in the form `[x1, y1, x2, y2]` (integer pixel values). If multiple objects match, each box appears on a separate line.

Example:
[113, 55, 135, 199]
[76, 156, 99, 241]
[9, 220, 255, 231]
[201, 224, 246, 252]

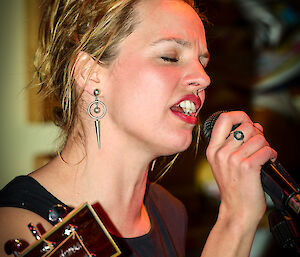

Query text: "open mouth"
[170, 96, 201, 125]
[170, 100, 197, 116]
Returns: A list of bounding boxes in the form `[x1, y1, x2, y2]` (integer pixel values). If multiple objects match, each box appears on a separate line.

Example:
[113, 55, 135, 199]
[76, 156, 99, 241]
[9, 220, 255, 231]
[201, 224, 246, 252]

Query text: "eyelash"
[160, 56, 208, 68]
[161, 56, 178, 63]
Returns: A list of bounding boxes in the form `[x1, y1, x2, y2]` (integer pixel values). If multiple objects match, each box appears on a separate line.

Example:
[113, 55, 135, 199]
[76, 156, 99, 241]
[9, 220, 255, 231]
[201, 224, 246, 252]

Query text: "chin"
[156, 132, 193, 156]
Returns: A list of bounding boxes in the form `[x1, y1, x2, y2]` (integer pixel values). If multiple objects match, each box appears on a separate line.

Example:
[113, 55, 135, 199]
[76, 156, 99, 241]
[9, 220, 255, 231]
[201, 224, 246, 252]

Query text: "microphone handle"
[261, 160, 300, 215]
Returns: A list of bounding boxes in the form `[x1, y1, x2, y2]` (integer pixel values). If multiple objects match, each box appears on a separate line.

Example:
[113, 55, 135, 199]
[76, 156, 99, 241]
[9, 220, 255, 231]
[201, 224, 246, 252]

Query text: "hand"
[206, 111, 277, 227]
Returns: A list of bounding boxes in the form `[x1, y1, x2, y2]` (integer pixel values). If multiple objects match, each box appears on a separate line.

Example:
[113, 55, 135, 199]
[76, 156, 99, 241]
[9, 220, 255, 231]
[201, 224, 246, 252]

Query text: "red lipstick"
[170, 94, 201, 125]
[173, 94, 201, 109]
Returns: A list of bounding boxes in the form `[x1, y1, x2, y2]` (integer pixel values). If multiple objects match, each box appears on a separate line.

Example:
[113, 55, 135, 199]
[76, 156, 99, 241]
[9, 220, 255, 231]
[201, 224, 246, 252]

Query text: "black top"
[0, 176, 187, 257]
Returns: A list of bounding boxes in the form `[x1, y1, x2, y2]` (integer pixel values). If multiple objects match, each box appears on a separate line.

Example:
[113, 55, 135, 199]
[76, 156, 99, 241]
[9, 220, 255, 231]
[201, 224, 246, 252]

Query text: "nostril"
[188, 82, 199, 86]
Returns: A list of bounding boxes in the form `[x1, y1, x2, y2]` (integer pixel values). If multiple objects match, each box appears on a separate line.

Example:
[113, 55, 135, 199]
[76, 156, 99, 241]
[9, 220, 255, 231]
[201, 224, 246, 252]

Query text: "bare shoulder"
[0, 207, 52, 256]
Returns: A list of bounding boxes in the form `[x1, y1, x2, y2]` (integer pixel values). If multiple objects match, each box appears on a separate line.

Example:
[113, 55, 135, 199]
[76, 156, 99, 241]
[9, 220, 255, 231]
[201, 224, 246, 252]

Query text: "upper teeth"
[178, 100, 196, 115]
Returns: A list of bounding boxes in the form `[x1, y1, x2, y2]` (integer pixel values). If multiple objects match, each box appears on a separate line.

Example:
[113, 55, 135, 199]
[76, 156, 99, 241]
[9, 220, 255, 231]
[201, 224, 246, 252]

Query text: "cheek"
[110, 60, 181, 108]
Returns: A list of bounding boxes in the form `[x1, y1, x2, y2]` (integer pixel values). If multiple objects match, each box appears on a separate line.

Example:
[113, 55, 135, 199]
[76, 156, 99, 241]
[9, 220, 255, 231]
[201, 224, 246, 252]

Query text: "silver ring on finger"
[233, 130, 245, 143]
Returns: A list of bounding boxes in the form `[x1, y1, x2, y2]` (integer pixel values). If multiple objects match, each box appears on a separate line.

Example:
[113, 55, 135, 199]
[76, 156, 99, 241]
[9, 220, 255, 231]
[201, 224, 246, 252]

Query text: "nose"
[183, 61, 211, 90]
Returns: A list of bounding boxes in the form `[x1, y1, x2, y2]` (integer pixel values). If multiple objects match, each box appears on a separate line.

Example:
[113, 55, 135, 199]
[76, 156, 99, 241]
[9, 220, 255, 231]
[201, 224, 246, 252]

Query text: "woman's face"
[102, 0, 210, 156]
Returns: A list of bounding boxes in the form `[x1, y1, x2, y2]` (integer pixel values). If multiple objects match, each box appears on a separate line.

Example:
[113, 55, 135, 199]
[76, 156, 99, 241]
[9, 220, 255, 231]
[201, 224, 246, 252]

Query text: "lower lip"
[171, 110, 197, 125]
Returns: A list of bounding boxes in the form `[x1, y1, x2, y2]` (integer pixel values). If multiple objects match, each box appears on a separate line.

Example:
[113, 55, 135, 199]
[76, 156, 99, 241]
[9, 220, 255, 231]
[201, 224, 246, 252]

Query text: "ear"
[73, 52, 102, 95]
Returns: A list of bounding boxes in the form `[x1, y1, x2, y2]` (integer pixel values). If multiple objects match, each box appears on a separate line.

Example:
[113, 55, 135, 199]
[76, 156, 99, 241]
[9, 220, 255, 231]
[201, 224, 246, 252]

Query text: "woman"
[0, 0, 277, 256]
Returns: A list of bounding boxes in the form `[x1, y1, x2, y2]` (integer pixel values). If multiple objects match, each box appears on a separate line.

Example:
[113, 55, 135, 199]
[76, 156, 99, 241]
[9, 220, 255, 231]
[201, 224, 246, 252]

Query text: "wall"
[0, 0, 59, 189]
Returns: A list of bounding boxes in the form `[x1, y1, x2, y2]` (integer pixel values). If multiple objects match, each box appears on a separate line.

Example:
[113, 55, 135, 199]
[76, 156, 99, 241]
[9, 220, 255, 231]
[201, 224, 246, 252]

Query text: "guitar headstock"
[5, 203, 121, 257]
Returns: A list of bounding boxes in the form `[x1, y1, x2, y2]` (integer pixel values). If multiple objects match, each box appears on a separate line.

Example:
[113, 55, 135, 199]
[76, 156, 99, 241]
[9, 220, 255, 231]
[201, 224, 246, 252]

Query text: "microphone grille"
[202, 111, 226, 141]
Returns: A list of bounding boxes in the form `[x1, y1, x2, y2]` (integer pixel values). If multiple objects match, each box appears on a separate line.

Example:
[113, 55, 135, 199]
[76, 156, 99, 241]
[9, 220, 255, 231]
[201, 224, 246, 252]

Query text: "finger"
[224, 121, 259, 150]
[235, 134, 270, 160]
[217, 128, 264, 166]
[216, 122, 268, 165]
[243, 146, 278, 173]
[253, 122, 263, 133]
[209, 111, 252, 148]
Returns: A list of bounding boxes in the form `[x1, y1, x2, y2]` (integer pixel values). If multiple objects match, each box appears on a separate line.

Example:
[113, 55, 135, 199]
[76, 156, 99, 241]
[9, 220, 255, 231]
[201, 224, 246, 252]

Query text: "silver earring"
[88, 89, 107, 149]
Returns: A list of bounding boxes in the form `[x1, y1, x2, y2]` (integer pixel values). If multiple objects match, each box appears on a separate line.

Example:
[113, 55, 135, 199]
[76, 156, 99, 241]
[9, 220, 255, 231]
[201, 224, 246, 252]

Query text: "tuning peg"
[27, 223, 41, 240]
[48, 204, 68, 223]
[4, 239, 29, 256]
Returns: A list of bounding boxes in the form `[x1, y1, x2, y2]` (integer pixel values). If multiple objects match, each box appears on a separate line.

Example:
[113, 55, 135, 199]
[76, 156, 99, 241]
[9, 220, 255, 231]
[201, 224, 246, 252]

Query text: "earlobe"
[73, 51, 101, 95]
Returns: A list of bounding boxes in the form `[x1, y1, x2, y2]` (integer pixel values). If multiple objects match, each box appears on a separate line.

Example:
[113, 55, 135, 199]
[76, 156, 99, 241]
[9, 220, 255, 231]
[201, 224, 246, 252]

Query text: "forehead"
[134, 0, 206, 44]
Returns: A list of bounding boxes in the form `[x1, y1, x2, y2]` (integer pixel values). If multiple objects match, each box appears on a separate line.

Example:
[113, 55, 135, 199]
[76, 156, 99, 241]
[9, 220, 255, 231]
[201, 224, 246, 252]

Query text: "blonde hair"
[35, 0, 142, 140]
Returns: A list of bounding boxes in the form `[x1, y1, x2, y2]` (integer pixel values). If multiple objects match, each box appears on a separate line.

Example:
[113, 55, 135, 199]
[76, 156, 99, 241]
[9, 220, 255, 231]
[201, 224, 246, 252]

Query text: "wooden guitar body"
[17, 203, 121, 257]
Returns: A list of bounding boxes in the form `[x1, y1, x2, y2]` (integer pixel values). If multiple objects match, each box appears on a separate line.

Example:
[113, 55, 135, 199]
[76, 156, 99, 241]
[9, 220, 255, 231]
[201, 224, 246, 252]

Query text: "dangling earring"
[88, 89, 107, 149]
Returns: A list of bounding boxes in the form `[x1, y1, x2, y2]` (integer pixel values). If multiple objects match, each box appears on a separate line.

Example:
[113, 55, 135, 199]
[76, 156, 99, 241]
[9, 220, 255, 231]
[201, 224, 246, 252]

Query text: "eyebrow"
[151, 37, 192, 47]
[151, 37, 210, 60]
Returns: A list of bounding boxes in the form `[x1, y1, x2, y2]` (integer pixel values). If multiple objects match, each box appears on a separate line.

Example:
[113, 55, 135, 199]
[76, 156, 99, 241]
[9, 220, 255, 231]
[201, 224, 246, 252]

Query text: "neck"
[55, 129, 154, 237]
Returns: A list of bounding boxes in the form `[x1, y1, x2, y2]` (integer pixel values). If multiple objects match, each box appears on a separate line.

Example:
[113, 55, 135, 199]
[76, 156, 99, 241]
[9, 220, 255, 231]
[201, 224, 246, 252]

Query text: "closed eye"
[161, 56, 178, 63]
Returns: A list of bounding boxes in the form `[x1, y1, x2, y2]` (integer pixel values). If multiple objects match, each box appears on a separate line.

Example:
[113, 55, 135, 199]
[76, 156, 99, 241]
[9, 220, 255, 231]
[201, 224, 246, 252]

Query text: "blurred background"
[0, 0, 299, 256]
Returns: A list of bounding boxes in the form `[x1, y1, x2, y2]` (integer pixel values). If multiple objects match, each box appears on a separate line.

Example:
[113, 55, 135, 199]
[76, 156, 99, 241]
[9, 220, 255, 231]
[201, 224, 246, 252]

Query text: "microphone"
[203, 111, 300, 216]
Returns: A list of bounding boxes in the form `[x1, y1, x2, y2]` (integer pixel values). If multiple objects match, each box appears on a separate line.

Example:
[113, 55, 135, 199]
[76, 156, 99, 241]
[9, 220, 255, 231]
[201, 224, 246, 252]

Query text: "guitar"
[5, 203, 121, 257]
